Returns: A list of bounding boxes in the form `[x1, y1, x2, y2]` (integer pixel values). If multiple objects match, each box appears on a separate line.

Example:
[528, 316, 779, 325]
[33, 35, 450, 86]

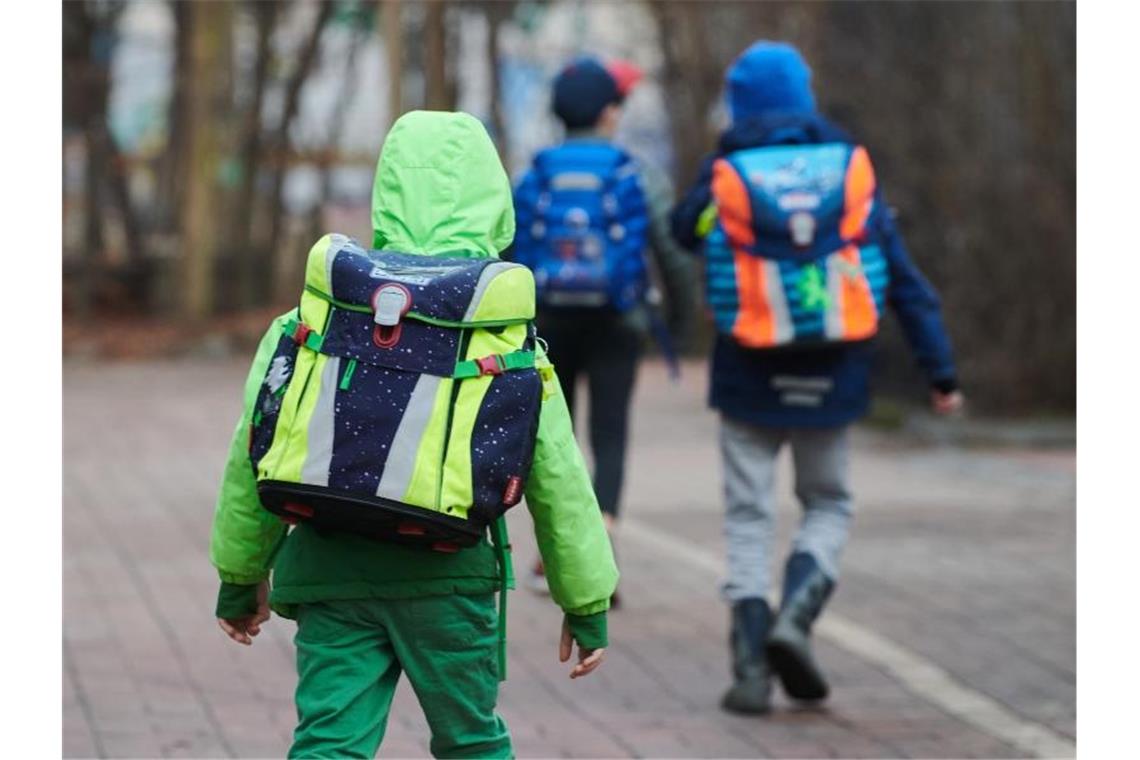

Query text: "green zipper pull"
[339, 358, 358, 390]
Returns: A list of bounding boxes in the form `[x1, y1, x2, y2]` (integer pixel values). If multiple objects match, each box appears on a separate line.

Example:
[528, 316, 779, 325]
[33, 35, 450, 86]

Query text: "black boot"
[720, 598, 773, 714]
[766, 552, 835, 702]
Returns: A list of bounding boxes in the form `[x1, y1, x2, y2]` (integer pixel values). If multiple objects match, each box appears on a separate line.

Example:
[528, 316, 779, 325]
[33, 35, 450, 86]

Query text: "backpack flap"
[302, 240, 534, 377]
[712, 143, 877, 261]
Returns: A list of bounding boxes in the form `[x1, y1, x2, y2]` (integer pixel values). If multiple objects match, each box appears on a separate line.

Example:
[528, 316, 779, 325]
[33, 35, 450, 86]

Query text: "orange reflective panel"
[731, 248, 775, 346]
[838, 245, 878, 340]
[839, 146, 876, 240]
[712, 159, 756, 248]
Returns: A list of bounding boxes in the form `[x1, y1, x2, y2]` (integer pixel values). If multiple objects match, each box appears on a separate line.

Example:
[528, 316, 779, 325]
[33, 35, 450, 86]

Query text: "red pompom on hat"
[606, 59, 644, 99]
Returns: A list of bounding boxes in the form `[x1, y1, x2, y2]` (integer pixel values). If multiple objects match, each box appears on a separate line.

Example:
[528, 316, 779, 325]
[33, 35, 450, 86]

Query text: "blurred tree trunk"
[181, 1, 234, 321]
[382, 0, 404, 123]
[423, 0, 455, 110]
[63, 0, 146, 314]
[263, 0, 334, 295]
[155, 0, 191, 234]
[63, 2, 99, 316]
[233, 0, 282, 308]
[648, 1, 719, 189]
[483, 0, 512, 153]
[309, 25, 368, 247]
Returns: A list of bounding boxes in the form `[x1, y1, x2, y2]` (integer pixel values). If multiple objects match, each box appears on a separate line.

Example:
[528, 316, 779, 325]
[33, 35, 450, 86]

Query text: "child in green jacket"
[209, 111, 618, 759]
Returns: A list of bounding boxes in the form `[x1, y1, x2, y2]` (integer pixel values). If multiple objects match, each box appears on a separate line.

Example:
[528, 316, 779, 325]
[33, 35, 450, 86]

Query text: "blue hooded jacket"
[671, 43, 957, 428]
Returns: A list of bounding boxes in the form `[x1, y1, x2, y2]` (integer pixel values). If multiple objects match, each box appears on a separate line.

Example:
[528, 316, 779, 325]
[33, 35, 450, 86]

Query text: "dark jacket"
[671, 112, 958, 428]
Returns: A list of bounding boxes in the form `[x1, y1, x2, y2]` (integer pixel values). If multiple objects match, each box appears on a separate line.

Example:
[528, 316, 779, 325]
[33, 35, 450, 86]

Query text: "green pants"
[289, 595, 512, 759]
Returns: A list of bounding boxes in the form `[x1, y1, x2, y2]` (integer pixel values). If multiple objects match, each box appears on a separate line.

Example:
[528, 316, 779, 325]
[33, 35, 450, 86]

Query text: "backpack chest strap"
[453, 350, 536, 379]
[282, 317, 324, 352]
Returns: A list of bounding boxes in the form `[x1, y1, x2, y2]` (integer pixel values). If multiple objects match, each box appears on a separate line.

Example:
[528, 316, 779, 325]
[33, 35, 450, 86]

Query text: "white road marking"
[622, 517, 1076, 759]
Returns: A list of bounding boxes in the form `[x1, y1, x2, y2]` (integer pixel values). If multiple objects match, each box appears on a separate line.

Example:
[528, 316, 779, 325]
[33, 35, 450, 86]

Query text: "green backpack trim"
[452, 350, 536, 379]
[280, 314, 535, 382]
[304, 284, 531, 330]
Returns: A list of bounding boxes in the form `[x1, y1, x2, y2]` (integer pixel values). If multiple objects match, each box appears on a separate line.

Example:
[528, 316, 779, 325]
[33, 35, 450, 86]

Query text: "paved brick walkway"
[63, 358, 1075, 758]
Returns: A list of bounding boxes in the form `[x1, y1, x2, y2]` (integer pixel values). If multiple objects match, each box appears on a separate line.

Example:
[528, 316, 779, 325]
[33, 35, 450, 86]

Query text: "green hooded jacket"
[209, 111, 618, 648]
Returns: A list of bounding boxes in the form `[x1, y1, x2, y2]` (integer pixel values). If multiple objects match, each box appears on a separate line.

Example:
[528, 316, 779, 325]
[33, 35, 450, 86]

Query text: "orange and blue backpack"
[702, 142, 889, 349]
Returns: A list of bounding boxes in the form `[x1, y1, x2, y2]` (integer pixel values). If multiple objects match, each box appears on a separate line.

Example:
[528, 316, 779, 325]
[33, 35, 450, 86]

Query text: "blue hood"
[726, 41, 816, 122]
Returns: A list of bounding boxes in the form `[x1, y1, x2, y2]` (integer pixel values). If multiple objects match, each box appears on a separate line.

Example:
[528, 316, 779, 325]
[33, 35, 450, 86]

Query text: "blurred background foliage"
[62, 0, 1074, 414]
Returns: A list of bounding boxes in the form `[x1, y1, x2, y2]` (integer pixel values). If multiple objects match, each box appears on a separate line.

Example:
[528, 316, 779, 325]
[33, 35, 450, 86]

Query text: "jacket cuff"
[931, 376, 959, 394]
[216, 582, 259, 619]
[216, 568, 270, 585]
[566, 612, 608, 650]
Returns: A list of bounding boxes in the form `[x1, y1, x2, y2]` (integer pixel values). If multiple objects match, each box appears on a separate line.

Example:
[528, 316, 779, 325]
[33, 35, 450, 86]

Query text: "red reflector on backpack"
[397, 522, 427, 536]
[432, 542, 460, 554]
[283, 502, 315, 518]
[502, 475, 523, 507]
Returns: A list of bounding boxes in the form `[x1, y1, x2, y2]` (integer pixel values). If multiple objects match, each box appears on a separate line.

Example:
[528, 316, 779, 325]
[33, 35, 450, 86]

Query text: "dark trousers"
[537, 309, 642, 517]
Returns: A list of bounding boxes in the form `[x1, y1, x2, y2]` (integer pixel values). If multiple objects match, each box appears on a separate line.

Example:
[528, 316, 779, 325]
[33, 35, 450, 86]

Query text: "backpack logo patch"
[368, 265, 435, 286]
[265, 355, 292, 395]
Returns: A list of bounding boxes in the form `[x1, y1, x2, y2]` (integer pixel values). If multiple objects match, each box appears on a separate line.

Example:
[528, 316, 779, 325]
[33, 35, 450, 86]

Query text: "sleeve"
[638, 164, 698, 341]
[878, 199, 959, 389]
[566, 611, 607, 649]
[669, 155, 717, 253]
[523, 351, 619, 617]
[208, 312, 295, 585]
[215, 582, 259, 619]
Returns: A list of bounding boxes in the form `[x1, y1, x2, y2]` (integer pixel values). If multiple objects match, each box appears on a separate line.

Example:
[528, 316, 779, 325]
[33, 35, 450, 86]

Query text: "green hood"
[371, 110, 515, 258]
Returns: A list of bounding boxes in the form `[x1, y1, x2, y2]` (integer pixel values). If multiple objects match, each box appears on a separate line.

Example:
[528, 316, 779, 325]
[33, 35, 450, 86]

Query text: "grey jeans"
[719, 417, 853, 602]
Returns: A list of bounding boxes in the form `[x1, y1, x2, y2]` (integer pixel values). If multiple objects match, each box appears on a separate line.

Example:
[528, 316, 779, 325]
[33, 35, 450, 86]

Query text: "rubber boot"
[766, 552, 835, 702]
[720, 598, 773, 714]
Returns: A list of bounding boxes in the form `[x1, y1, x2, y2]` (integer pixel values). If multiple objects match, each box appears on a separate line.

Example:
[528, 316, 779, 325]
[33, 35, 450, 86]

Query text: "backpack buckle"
[291, 322, 313, 346]
[372, 283, 413, 326]
[475, 355, 504, 376]
[371, 283, 413, 349]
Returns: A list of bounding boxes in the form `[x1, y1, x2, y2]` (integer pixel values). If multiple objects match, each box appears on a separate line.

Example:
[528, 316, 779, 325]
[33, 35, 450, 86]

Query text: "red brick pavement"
[63, 358, 1075, 758]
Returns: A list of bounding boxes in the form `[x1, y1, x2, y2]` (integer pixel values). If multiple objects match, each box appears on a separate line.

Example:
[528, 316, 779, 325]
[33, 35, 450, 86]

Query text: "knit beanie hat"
[726, 40, 817, 122]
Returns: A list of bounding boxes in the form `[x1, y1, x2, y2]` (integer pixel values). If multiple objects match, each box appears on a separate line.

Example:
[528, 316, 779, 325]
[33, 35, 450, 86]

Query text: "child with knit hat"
[671, 40, 963, 714]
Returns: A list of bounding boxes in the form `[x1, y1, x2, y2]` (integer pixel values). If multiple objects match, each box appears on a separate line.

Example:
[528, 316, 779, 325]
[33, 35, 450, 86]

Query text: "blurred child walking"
[211, 111, 617, 758]
[511, 58, 695, 602]
[671, 41, 963, 714]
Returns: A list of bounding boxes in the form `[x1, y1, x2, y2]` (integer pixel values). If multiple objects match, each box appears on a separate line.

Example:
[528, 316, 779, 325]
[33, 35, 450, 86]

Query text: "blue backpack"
[512, 142, 650, 312]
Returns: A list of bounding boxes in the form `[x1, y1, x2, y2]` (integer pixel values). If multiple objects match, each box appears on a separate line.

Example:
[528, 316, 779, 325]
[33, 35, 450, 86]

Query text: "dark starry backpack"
[250, 234, 542, 550]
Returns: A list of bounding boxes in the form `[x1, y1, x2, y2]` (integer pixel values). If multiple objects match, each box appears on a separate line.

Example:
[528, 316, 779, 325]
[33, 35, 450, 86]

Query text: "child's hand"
[930, 389, 965, 417]
[559, 618, 605, 679]
[217, 580, 270, 646]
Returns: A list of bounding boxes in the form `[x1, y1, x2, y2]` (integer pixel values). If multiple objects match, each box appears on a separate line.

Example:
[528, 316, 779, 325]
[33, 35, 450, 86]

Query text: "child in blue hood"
[671, 41, 963, 714]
